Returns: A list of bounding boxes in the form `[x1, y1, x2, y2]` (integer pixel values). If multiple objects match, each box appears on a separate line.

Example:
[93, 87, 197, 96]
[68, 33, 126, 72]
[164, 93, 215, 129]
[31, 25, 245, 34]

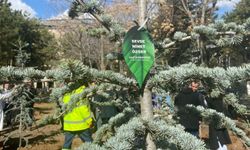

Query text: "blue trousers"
[63, 129, 92, 149]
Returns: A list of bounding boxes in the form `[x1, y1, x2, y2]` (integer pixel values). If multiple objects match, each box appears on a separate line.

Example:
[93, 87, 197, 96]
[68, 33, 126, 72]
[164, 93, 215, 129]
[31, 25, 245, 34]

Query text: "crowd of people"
[60, 79, 235, 150]
[0, 79, 237, 150]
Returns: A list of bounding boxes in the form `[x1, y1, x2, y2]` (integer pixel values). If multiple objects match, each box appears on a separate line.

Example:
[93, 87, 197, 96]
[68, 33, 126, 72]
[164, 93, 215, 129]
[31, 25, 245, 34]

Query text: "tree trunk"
[200, 0, 208, 65]
[199, 39, 205, 65]
[100, 35, 105, 70]
[138, 0, 156, 149]
[201, 0, 208, 25]
[140, 85, 155, 150]
[19, 100, 23, 148]
[140, 86, 153, 119]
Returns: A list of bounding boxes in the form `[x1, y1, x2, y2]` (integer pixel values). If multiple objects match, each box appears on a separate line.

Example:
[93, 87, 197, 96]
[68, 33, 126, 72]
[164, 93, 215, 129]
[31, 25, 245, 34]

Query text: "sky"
[7, 0, 240, 20]
[8, 0, 70, 19]
[216, 0, 240, 17]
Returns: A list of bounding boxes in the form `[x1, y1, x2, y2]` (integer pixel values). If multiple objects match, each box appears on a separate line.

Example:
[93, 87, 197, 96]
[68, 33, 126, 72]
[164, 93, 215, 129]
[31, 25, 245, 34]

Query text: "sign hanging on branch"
[122, 26, 155, 88]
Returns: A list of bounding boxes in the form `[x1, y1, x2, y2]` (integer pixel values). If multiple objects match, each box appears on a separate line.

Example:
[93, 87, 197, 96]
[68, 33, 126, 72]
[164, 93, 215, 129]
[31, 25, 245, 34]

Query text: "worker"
[62, 84, 93, 150]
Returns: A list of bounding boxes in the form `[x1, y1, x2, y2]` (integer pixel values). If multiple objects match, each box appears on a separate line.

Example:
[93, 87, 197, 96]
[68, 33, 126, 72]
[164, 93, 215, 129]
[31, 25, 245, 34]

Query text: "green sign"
[122, 26, 155, 88]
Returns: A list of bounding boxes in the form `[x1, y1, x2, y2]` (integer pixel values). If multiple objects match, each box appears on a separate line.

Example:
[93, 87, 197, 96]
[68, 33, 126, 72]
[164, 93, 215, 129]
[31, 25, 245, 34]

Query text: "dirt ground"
[0, 103, 84, 150]
[0, 102, 249, 150]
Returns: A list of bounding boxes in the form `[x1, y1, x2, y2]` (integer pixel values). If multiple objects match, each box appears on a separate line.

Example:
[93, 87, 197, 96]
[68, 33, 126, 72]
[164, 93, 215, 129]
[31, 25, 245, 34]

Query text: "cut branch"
[163, 36, 191, 49]
[76, 0, 111, 32]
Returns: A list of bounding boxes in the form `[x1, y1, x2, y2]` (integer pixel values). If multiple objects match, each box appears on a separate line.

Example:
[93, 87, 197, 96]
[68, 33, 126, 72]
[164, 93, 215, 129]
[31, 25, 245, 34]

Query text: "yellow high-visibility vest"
[63, 85, 93, 131]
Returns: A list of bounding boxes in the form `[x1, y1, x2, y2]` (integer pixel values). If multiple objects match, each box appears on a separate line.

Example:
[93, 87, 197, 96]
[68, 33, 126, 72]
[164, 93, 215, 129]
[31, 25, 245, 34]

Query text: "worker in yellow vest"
[62, 85, 93, 150]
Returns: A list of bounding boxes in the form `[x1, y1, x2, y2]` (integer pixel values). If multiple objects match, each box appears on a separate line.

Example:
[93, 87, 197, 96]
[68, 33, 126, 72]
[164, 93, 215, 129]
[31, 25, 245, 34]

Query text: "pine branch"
[76, 143, 105, 150]
[0, 66, 44, 82]
[2, 59, 250, 149]
[46, 60, 136, 87]
[223, 93, 248, 115]
[162, 36, 191, 49]
[188, 105, 250, 147]
[78, 117, 146, 150]
[147, 119, 207, 150]
[160, 19, 250, 50]
[93, 107, 136, 144]
[104, 117, 146, 150]
[72, 0, 126, 41]
[148, 64, 249, 115]
[76, 0, 110, 32]
[89, 68, 136, 87]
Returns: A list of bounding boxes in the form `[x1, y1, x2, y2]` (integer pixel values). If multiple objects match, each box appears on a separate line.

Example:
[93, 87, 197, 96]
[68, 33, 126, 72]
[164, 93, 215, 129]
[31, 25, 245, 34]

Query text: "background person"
[174, 80, 207, 137]
[207, 95, 232, 150]
[0, 82, 16, 131]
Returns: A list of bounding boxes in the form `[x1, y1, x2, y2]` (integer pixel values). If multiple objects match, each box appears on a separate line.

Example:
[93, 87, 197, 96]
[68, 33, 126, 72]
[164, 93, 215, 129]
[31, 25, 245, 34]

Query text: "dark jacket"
[207, 97, 232, 149]
[174, 88, 205, 130]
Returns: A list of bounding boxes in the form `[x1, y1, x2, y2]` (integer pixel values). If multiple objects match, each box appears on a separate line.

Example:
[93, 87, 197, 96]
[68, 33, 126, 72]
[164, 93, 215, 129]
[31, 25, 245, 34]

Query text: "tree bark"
[138, 0, 156, 149]
[100, 35, 105, 70]
[140, 86, 153, 119]
[201, 0, 208, 25]
[140, 84, 156, 150]
[200, 0, 208, 65]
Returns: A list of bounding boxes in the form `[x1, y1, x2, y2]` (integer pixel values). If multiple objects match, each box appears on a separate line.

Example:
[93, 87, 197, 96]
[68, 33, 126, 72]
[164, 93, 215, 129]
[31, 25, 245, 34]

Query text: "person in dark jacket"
[93, 92, 119, 129]
[174, 80, 206, 137]
[207, 96, 232, 150]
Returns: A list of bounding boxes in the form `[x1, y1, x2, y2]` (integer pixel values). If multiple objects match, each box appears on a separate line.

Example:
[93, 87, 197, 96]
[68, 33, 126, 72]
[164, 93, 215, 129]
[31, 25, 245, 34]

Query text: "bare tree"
[57, 24, 112, 70]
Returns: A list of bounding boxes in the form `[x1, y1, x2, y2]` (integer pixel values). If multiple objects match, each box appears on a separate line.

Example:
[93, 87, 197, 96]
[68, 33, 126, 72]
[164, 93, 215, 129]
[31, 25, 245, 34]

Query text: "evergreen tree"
[224, 0, 250, 24]
[1, 0, 250, 149]
[223, 0, 250, 65]
[12, 38, 30, 68]
[63, 1, 250, 149]
[1, 60, 250, 149]
[0, 0, 57, 68]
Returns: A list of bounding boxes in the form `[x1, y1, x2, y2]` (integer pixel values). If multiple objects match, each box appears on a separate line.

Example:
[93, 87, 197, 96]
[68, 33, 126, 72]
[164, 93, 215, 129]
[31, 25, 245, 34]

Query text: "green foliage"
[163, 18, 250, 66]
[193, 25, 217, 38]
[1, 0, 250, 148]
[12, 38, 30, 68]
[149, 63, 249, 115]
[1, 60, 250, 148]
[189, 105, 250, 147]
[223, 93, 247, 114]
[148, 119, 207, 150]
[173, 32, 188, 41]
[69, 0, 102, 18]
[0, 66, 44, 82]
[94, 108, 136, 145]
[68, 0, 125, 41]
[68, 1, 79, 19]
[244, 18, 250, 30]
[79, 117, 207, 150]
[224, 0, 250, 24]
[4, 84, 36, 148]
[0, 0, 57, 68]
[104, 117, 145, 150]
[195, 20, 247, 46]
